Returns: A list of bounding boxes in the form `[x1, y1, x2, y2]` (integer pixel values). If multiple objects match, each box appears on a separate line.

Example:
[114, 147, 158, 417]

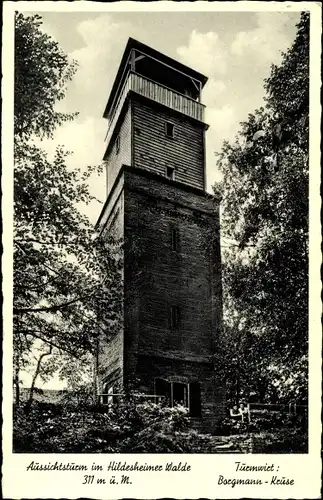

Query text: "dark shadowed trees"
[216, 13, 309, 404]
[14, 13, 122, 406]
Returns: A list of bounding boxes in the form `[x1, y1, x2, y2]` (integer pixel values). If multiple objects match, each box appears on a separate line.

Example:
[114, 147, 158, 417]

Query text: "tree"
[216, 13, 309, 404]
[13, 13, 122, 405]
[14, 12, 77, 139]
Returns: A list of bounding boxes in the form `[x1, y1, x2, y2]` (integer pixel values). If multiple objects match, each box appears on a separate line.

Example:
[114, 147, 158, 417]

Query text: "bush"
[13, 399, 216, 453]
[252, 428, 308, 453]
[60, 384, 95, 409]
[13, 397, 307, 453]
[13, 401, 121, 453]
[216, 408, 307, 437]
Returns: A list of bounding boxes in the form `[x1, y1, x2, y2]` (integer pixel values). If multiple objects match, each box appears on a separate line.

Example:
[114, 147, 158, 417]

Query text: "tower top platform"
[103, 37, 208, 119]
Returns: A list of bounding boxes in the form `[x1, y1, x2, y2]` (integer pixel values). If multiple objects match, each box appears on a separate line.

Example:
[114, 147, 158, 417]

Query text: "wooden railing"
[105, 72, 205, 145]
[98, 393, 165, 406]
[229, 402, 308, 423]
[131, 73, 205, 121]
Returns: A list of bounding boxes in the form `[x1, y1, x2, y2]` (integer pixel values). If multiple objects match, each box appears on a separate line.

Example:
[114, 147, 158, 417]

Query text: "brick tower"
[95, 38, 225, 430]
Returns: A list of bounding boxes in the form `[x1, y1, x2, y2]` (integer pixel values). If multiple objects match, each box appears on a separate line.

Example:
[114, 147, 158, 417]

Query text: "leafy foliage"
[13, 397, 307, 453]
[216, 13, 309, 404]
[14, 13, 122, 404]
[13, 400, 201, 453]
[15, 12, 78, 139]
[14, 142, 122, 355]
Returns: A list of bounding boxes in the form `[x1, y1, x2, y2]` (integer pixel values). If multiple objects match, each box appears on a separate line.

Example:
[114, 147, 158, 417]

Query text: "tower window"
[155, 378, 171, 403]
[155, 379, 201, 416]
[166, 166, 175, 180]
[173, 382, 188, 407]
[115, 135, 120, 154]
[165, 122, 174, 138]
[170, 305, 181, 329]
[170, 227, 180, 252]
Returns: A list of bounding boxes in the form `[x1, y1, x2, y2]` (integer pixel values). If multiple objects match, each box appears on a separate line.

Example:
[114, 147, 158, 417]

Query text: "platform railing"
[229, 402, 308, 423]
[97, 393, 165, 406]
[105, 72, 205, 146]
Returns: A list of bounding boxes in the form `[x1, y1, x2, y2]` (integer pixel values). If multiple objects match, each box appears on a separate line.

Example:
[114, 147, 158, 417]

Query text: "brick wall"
[97, 150, 224, 425]
[122, 166, 225, 427]
[97, 185, 125, 390]
[136, 355, 226, 428]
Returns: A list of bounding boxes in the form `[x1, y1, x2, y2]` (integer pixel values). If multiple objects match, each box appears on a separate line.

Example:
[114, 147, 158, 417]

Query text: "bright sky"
[34, 9, 300, 225]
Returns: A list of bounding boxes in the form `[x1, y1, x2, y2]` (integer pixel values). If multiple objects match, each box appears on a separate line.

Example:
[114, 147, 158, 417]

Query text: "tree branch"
[13, 294, 87, 315]
[26, 344, 52, 408]
[15, 237, 89, 247]
[21, 329, 84, 358]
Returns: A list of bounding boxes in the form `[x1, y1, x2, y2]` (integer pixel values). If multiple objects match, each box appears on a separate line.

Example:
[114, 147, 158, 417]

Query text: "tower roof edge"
[103, 37, 208, 119]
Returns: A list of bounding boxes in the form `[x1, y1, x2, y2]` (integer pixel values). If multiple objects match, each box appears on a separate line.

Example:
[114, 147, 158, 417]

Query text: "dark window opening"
[155, 379, 201, 416]
[170, 305, 181, 329]
[115, 135, 120, 154]
[173, 382, 188, 407]
[166, 166, 175, 180]
[189, 382, 201, 417]
[155, 378, 171, 404]
[170, 227, 180, 251]
[165, 121, 174, 138]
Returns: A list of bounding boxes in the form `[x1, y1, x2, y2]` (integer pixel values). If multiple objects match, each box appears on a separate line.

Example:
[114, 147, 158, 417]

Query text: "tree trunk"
[14, 357, 20, 406]
[25, 345, 52, 413]
[235, 331, 243, 405]
[93, 335, 99, 405]
[235, 360, 241, 405]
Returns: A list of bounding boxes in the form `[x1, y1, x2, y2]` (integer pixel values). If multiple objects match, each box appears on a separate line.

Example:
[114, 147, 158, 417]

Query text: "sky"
[33, 9, 300, 225]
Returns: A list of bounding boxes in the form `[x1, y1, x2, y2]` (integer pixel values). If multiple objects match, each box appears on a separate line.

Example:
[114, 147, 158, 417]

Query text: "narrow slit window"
[170, 227, 180, 252]
[170, 305, 181, 329]
[165, 122, 174, 138]
[166, 166, 175, 180]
